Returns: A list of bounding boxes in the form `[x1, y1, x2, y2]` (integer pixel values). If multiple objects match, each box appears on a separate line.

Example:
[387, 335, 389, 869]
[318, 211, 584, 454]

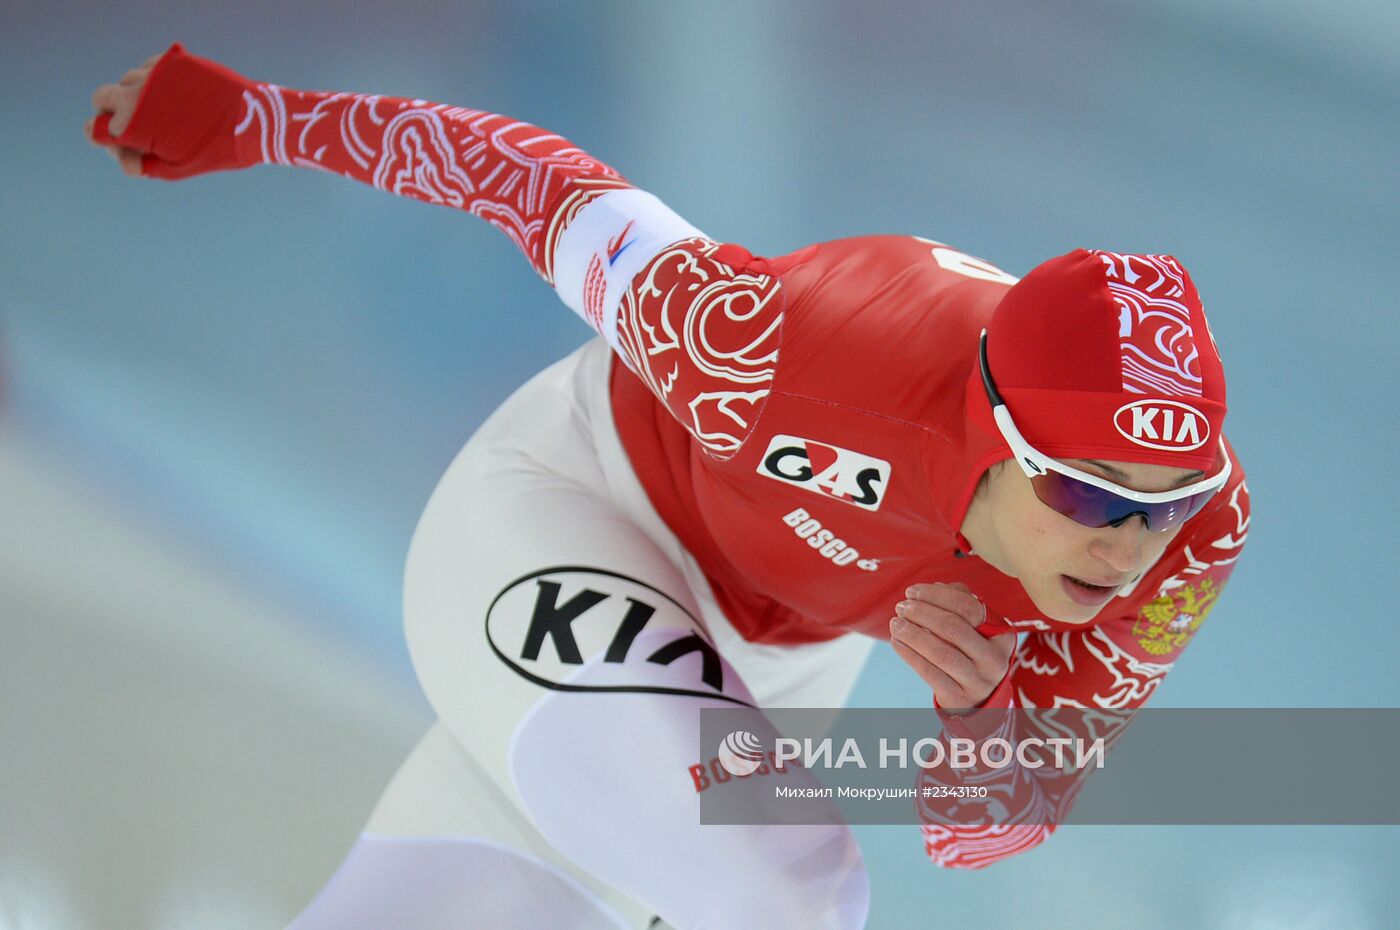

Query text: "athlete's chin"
[1027, 580, 1102, 625]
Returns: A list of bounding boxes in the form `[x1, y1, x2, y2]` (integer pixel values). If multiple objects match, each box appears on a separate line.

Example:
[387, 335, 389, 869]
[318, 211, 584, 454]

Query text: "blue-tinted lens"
[1030, 471, 1216, 532]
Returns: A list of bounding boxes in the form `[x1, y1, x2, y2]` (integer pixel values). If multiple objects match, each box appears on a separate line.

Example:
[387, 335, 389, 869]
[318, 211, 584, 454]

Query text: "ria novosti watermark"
[717, 730, 1105, 776]
[697, 708, 1400, 826]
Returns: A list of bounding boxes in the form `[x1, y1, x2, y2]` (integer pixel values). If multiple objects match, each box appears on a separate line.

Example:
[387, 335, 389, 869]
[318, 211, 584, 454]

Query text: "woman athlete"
[89, 44, 1250, 930]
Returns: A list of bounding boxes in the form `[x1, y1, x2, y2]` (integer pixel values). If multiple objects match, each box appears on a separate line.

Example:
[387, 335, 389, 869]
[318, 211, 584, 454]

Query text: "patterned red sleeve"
[96, 43, 781, 458]
[610, 240, 783, 457]
[919, 471, 1251, 869]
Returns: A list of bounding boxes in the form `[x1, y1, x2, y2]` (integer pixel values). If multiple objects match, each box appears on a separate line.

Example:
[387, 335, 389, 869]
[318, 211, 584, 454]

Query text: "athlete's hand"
[86, 52, 163, 176]
[889, 582, 1015, 710]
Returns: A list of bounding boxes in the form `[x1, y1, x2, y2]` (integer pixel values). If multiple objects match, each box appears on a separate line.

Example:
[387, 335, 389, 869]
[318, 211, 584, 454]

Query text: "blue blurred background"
[3, 1, 1398, 927]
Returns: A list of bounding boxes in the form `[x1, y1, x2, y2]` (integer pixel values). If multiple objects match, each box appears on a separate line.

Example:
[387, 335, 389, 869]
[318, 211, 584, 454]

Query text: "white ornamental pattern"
[231, 84, 775, 453]
[615, 238, 782, 457]
[1092, 250, 1203, 398]
[1160, 479, 1250, 593]
[921, 468, 1249, 869]
[234, 84, 628, 277]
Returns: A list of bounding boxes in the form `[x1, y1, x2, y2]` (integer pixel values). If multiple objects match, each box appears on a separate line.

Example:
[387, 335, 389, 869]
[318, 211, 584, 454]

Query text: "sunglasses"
[979, 330, 1231, 533]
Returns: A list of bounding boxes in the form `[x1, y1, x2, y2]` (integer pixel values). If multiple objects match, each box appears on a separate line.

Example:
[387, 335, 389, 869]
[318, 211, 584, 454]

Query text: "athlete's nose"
[1089, 515, 1148, 574]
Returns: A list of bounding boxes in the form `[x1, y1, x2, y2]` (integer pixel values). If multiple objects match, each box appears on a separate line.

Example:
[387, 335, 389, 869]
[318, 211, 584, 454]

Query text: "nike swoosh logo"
[606, 220, 637, 265]
[608, 238, 638, 266]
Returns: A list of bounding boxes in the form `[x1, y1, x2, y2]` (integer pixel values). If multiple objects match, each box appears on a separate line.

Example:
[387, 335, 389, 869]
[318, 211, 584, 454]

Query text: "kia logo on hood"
[1114, 400, 1210, 451]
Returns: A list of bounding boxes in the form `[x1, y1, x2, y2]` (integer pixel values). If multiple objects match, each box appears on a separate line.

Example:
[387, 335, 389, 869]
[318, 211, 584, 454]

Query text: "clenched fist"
[85, 44, 260, 180]
[888, 581, 1015, 710]
[86, 52, 163, 176]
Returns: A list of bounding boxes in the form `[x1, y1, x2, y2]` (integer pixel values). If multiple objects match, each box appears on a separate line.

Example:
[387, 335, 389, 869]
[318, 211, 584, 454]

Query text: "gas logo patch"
[758, 435, 891, 511]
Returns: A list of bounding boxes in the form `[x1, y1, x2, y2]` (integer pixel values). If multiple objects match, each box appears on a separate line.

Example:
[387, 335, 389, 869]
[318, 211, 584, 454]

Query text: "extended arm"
[90, 44, 782, 457]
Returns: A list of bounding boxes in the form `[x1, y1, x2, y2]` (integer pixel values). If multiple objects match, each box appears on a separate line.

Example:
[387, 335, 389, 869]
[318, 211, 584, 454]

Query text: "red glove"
[90, 43, 261, 180]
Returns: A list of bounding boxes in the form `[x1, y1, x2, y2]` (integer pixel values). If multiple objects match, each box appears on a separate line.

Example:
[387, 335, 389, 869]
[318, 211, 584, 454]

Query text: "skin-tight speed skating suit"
[96, 44, 1251, 930]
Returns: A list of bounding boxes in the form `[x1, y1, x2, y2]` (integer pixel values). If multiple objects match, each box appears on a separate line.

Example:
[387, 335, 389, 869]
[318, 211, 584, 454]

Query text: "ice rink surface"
[0, 427, 428, 929]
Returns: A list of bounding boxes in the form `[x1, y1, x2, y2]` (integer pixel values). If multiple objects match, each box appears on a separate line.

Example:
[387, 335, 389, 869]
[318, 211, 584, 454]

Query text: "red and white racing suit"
[102, 45, 1252, 930]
